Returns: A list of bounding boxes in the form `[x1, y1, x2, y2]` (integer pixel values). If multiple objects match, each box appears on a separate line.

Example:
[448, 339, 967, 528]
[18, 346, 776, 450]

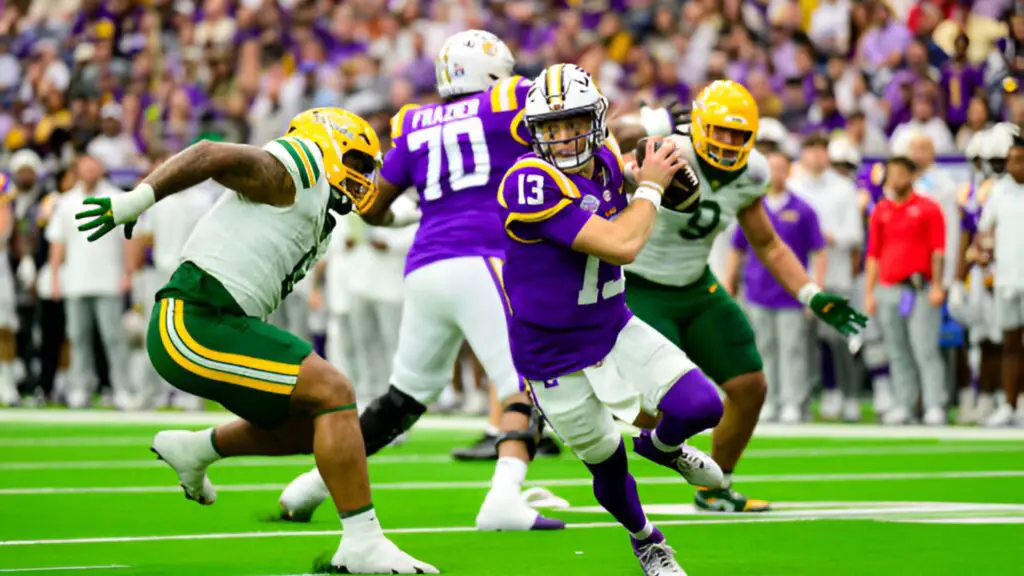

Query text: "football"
[634, 135, 701, 213]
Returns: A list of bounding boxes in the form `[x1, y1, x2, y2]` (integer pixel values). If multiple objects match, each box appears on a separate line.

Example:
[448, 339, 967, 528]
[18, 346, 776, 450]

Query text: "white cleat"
[674, 445, 725, 489]
[330, 535, 439, 574]
[819, 389, 842, 420]
[779, 405, 802, 425]
[150, 430, 217, 505]
[279, 468, 329, 522]
[984, 404, 1015, 428]
[636, 540, 688, 576]
[759, 403, 778, 423]
[475, 488, 566, 531]
[974, 393, 996, 424]
[841, 399, 862, 422]
[881, 406, 910, 426]
[923, 406, 947, 426]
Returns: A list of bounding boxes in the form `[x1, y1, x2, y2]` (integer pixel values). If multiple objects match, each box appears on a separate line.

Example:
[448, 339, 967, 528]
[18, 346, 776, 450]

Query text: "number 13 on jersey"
[578, 255, 625, 305]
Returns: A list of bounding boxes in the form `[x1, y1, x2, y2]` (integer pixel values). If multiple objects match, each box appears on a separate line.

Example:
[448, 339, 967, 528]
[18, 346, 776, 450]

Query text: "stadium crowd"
[0, 0, 1023, 427]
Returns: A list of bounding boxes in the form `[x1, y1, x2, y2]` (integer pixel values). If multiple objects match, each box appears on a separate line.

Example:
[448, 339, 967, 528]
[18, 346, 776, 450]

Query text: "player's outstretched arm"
[76, 141, 295, 241]
[361, 177, 419, 227]
[739, 199, 867, 335]
[571, 138, 684, 265]
[608, 98, 691, 153]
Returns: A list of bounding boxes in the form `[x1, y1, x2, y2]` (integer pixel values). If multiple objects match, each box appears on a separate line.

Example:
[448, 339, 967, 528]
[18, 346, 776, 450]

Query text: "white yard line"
[3, 409, 1024, 440]
[0, 566, 129, 573]
[2, 470, 1023, 497]
[0, 517, 807, 547]
[2, 443, 1021, 472]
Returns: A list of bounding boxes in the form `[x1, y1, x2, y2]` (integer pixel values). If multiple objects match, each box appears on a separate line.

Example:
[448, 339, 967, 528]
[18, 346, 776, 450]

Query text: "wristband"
[633, 186, 662, 208]
[111, 183, 156, 224]
[637, 180, 665, 195]
[797, 283, 822, 307]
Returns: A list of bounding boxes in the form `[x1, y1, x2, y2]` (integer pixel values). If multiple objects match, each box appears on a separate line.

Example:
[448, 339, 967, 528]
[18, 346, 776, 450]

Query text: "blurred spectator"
[941, 33, 984, 135]
[955, 96, 994, 151]
[725, 149, 826, 425]
[844, 110, 890, 157]
[891, 92, 957, 154]
[908, 132, 960, 289]
[978, 136, 1024, 427]
[866, 156, 948, 426]
[790, 134, 865, 422]
[45, 155, 132, 410]
[86, 102, 144, 180]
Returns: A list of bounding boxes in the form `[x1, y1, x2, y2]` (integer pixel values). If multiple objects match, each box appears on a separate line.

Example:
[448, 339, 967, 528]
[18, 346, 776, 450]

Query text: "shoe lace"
[638, 542, 679, 571]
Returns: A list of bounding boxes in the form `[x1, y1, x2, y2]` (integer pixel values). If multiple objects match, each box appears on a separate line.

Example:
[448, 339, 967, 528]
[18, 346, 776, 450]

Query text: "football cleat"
[150, 430, 217, 505]
[633, 528, 687, 576]
[452, 432, 563, 461]
[279, 468, 328, 522]
[694, 486, 771, 513]
[327, 535, 439, 574]
[632, 431, 725, 488]
[475, 487, 566, 531]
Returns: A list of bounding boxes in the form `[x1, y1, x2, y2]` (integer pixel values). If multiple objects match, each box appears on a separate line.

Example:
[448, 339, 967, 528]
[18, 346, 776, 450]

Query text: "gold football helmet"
[287, 107, 382, 214]
[691, 80, 759, 172]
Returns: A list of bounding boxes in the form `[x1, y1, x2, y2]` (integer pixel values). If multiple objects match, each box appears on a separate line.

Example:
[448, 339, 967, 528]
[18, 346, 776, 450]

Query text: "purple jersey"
[498, 141, 631, 381]
[381, 76, 533, 276]
[941, 62, 983, 127]
[959, 179, 994, 235]
[733, 193, 824, 310]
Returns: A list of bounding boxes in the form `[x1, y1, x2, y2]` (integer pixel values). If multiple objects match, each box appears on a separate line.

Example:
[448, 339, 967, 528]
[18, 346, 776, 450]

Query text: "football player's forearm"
[757, 239, 814, 299]
[615, 200, 658, 262]
[144, 141, 293, 206]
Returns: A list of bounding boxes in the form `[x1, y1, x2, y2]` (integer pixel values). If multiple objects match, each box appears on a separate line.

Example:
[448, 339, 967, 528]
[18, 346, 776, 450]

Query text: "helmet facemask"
[700, 124, 754, 170]
[528, 103, 606, 172]
[329, 148, 380, 215]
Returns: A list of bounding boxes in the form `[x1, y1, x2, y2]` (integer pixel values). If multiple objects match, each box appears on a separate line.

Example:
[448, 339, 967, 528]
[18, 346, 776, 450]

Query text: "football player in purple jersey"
[499, 63, 728, 576]
[276, 30, 566, 532]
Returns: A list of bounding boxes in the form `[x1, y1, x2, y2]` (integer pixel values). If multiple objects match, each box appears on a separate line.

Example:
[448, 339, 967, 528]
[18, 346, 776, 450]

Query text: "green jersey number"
[678, 200, 722, 240]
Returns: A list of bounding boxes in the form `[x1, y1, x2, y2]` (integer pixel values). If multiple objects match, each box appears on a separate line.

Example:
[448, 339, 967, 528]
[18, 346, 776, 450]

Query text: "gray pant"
[348, 294, 403, 404]
[746, 304, 813, 409]
[65, 295, 130, 404]
[875, 284, 946, 411]
[818, 288, 862, 399]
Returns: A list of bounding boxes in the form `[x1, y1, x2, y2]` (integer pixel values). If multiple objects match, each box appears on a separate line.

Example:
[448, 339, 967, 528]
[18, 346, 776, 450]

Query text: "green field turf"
[1, 413, 1023, 576]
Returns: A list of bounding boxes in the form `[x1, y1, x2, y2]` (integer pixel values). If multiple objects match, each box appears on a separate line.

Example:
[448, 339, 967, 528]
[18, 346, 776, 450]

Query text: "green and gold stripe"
[275, 137, 320, 188]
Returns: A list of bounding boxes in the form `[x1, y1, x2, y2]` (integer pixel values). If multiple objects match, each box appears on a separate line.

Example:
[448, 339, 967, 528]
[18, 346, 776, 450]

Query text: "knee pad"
[359, 385, 427, 457]
[494, 402, 545, 461]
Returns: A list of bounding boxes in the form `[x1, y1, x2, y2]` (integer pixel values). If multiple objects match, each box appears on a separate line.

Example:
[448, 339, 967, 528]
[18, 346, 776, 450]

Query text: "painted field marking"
[2, 470, 1024, 496]
[2, 444, 1021, 472]
[0, 566, 130, 573]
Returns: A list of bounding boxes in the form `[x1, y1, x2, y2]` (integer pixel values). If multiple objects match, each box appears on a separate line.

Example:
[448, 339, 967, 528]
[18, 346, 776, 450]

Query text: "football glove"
[75, 196, 137, 241]
[810, 291, 869, 336]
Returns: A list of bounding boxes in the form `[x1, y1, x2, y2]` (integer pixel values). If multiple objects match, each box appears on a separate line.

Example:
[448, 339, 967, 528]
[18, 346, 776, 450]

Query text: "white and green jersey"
[627, 139, 768, 287]
[179, 136, 334, 318]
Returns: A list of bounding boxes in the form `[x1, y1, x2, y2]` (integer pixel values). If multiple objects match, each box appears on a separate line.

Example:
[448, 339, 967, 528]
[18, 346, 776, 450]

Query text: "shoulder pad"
[390, 103, 421, 139]
[744, 149, 769, 186]
[491, 75, 529, 113]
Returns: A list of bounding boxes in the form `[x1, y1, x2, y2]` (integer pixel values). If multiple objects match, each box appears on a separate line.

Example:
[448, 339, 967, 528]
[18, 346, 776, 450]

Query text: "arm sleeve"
[262, 136, 324, 193]
[807, 208, 827, 252]
[865, 207, 882, 259]
[500, 159, 589, 246]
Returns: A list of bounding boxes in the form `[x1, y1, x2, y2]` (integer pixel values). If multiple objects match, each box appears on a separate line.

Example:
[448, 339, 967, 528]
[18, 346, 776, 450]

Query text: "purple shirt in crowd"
[940, 61, 983, 126]
[381, 76, 533, 276]
[499, 142, 630, 381]
[733, 193, 824, 309]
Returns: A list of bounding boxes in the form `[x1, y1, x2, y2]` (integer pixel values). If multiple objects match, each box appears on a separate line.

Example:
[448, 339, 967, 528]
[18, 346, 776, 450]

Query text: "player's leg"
[147, 297, 435, 572]
[447, 257, 562, 530]
[530, 370, 685, 574]
[976, 340, 1002, 422]
[278, 262, 461, 520]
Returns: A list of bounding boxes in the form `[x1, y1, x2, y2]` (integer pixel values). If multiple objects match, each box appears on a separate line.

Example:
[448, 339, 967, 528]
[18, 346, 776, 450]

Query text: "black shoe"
[451, 433, 499, 461]
[536, 435, 562, 457]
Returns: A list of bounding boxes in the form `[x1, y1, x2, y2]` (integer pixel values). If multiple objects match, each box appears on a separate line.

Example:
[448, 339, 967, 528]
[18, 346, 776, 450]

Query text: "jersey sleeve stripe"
[157, 300, 294, 396]
[294, 138, 321, 182]
[275, 138, 312, 189]
[390, 104, 420, 139]
[511, 158, 581, 198]
[604, 135, 625, 173]
[491, 75, 523, 113]
[509, 108, 528, 146]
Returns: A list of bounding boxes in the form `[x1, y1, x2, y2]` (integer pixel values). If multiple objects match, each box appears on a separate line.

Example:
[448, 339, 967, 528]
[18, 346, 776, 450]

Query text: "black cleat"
[451, 433, 498, 461]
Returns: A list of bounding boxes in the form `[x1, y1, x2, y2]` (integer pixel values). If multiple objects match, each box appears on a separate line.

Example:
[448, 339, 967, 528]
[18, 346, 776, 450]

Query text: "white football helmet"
[523, 64, 608, 171]
[435, 30, 515, 99]
[982, 123, 1015, 175]
[827, 136, 861, 168]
